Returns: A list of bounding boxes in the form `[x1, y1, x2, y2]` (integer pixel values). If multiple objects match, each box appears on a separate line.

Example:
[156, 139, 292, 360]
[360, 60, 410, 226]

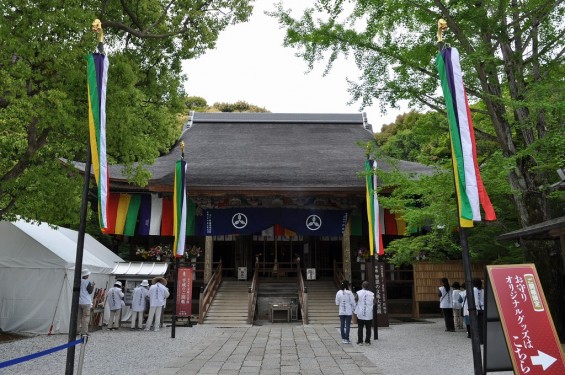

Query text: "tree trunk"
[522, 240, 565, 341]
[469, 7, 565, 339]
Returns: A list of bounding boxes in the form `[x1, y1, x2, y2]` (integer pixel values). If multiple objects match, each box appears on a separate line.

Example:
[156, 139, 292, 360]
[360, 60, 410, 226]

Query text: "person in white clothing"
[145, 277, 170, 332]
[438, 277, 455, 332]
[130, 280, 149, 330]
[335, 279, 356, 344]
[78, 268, 95, 335]
[106, 281, 124, 330]
[354, 281, 375, 345]
[460, 282, 471, 338]
[451, 281, 463, 329]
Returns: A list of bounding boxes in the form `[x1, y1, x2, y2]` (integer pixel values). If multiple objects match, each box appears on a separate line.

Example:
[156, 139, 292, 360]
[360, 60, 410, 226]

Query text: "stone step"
[308, 308, 336, 312]
[304, 281, 337, 324]
[203, 281, 250, 325]
[204, 313, 247, 318]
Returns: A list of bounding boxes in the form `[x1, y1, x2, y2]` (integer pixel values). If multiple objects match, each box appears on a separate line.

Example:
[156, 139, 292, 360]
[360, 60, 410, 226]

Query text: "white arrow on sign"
[530, 350, 557, 370]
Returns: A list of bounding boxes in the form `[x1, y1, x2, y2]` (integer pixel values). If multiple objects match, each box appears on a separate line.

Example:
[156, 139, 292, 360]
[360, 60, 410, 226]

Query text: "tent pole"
[65, 137, 92, 375]
[48, 273, 68, 335]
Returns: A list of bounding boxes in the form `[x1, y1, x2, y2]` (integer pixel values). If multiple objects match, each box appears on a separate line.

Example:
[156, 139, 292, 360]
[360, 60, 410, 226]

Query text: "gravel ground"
[0, 325, 220, 375]
[359, 319, 513, 375]
[0, 319, 519, 374]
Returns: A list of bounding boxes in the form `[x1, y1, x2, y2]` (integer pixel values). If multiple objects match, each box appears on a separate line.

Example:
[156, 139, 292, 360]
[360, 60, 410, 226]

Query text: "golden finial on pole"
[437, 19, 448, 43]
[180, 141, 185, 159]
[91, 19, 104, 54]
[91, 19, 103, 42]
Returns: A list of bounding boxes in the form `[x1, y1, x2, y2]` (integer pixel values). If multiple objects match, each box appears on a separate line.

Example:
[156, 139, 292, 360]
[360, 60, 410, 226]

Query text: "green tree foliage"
[375, 111, 452, 164]
[0, 0, 253, 224]
[270, 1, 565, 336]
[185, 96, 209, 111]
[373, 110, 518, 268]
[376, 155, 521, 267]
[211, 100, 269, 113]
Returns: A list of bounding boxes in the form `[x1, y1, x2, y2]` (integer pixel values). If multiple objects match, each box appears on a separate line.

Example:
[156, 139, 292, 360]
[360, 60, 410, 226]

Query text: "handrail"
[198, 260, 223, 324]
[247, 262, 259, 324]
[296, 261, 308, 324]
[258, 261, 299, 278]
[333, 260, 345, 288]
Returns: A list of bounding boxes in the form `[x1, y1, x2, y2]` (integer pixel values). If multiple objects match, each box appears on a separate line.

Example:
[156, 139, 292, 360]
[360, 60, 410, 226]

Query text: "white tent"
[0, 220, 124, 334]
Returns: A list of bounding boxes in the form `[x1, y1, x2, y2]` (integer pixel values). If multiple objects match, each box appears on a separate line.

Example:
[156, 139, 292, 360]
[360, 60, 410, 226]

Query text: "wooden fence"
[412, 260, 487, 318]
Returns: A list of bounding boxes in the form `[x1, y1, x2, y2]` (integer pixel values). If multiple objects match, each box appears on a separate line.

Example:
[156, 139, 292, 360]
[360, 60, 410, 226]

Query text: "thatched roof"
[143, 112, 433, 193]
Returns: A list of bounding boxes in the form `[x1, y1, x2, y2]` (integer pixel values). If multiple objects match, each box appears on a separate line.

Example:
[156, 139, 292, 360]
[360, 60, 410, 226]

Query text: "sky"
[181, 1, 408, 133]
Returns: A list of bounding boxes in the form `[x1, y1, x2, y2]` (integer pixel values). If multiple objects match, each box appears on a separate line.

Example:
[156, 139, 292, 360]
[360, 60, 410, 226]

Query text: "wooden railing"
[333, 260, 345, 288]
[247, 262, 259, 324]
[296, 261, 308, 324]
[256, 261, 299, 278]
[198, 260, 222, 324]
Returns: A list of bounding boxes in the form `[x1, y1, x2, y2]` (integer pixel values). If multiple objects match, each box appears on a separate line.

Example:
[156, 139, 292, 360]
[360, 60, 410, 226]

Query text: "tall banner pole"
[171, 141, 187, 338]
[65, 137, 91, 375]
[437, 20, 483, 375]
[171, 257, 179, 338]
[372, 254, 378, 340]
[460, 227, 483, 374]
[66, 19, 106, 375]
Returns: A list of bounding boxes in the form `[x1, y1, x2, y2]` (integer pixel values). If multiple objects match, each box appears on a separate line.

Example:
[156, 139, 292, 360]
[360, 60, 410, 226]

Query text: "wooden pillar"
[342, 218, 352, 281]
[204, 236, 213, 283]
[560, 234, 565, 270]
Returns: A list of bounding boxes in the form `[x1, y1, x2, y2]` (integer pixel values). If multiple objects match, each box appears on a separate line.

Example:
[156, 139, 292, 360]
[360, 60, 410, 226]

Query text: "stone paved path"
[158, 324, 382, 375]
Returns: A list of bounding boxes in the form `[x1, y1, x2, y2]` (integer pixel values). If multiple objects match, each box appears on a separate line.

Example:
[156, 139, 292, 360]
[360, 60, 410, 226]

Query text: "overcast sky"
[182, 1, 407, 132]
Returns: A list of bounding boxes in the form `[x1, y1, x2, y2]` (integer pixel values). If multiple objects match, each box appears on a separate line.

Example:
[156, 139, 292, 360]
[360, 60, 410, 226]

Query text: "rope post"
[77, 335, 89, 375]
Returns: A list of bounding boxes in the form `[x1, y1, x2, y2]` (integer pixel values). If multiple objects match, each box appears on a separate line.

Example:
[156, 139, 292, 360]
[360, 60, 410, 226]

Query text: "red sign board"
[176, 267, 193, 317]
[487, 264, 565, 374]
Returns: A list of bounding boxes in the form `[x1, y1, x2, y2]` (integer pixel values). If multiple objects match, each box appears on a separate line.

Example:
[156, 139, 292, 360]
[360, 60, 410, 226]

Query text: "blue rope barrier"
[0, 337, 84, 369]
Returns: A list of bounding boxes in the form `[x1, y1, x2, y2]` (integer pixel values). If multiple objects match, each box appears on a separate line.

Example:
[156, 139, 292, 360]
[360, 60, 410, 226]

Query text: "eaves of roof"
[496, 216, 565, 241]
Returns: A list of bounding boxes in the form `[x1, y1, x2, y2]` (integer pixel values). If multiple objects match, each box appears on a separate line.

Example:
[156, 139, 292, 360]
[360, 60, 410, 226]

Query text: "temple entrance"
[252, 236, 302, 279]
[211, 234, 343, 280]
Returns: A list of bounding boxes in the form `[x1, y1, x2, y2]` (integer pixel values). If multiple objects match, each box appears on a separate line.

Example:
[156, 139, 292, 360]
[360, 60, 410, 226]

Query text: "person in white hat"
[106, 280, 124, 330]
[130, 280, 149, 330]
[144, 277, 169, 331]
[78, 269, 94, 335]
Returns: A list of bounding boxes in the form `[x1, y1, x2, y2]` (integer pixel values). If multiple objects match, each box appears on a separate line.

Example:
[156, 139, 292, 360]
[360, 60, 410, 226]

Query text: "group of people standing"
[78, 270, 170, 335]
[439, 277, 485, 344]
[335, 280, 375, 345]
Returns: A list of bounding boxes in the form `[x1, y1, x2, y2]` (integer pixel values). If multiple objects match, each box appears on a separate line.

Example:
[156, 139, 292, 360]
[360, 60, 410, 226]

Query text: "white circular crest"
[305, 215, 322, 231]
[232, 213, 248, 229]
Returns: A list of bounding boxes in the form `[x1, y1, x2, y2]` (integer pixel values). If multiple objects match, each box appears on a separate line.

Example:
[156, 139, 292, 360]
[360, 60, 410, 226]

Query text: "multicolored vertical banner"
[86, 53, 109, 231]
[173, 159, 187, 257]
[365, 159, 384, 255]
[436, 47, 496, 227]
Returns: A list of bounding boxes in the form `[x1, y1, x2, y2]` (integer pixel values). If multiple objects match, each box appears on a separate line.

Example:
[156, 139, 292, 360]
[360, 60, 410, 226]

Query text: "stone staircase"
[258, 281, 298, 297]
[256, 281, 299, 321]
[305, 280, 339, 325]
[201, 279, 342, 326]
[202, 280, 251, 326]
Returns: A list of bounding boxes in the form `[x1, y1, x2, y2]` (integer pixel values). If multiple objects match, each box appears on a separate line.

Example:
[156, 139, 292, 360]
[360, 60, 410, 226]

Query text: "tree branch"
[120, 0, 143, 30]
[0, 118, 50, 183]
[102, 20, 190, 39]
[144, 0, 177, 33]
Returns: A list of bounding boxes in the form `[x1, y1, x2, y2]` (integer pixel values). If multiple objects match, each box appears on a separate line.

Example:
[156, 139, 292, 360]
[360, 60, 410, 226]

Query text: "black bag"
[144, 295, 150, 313]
